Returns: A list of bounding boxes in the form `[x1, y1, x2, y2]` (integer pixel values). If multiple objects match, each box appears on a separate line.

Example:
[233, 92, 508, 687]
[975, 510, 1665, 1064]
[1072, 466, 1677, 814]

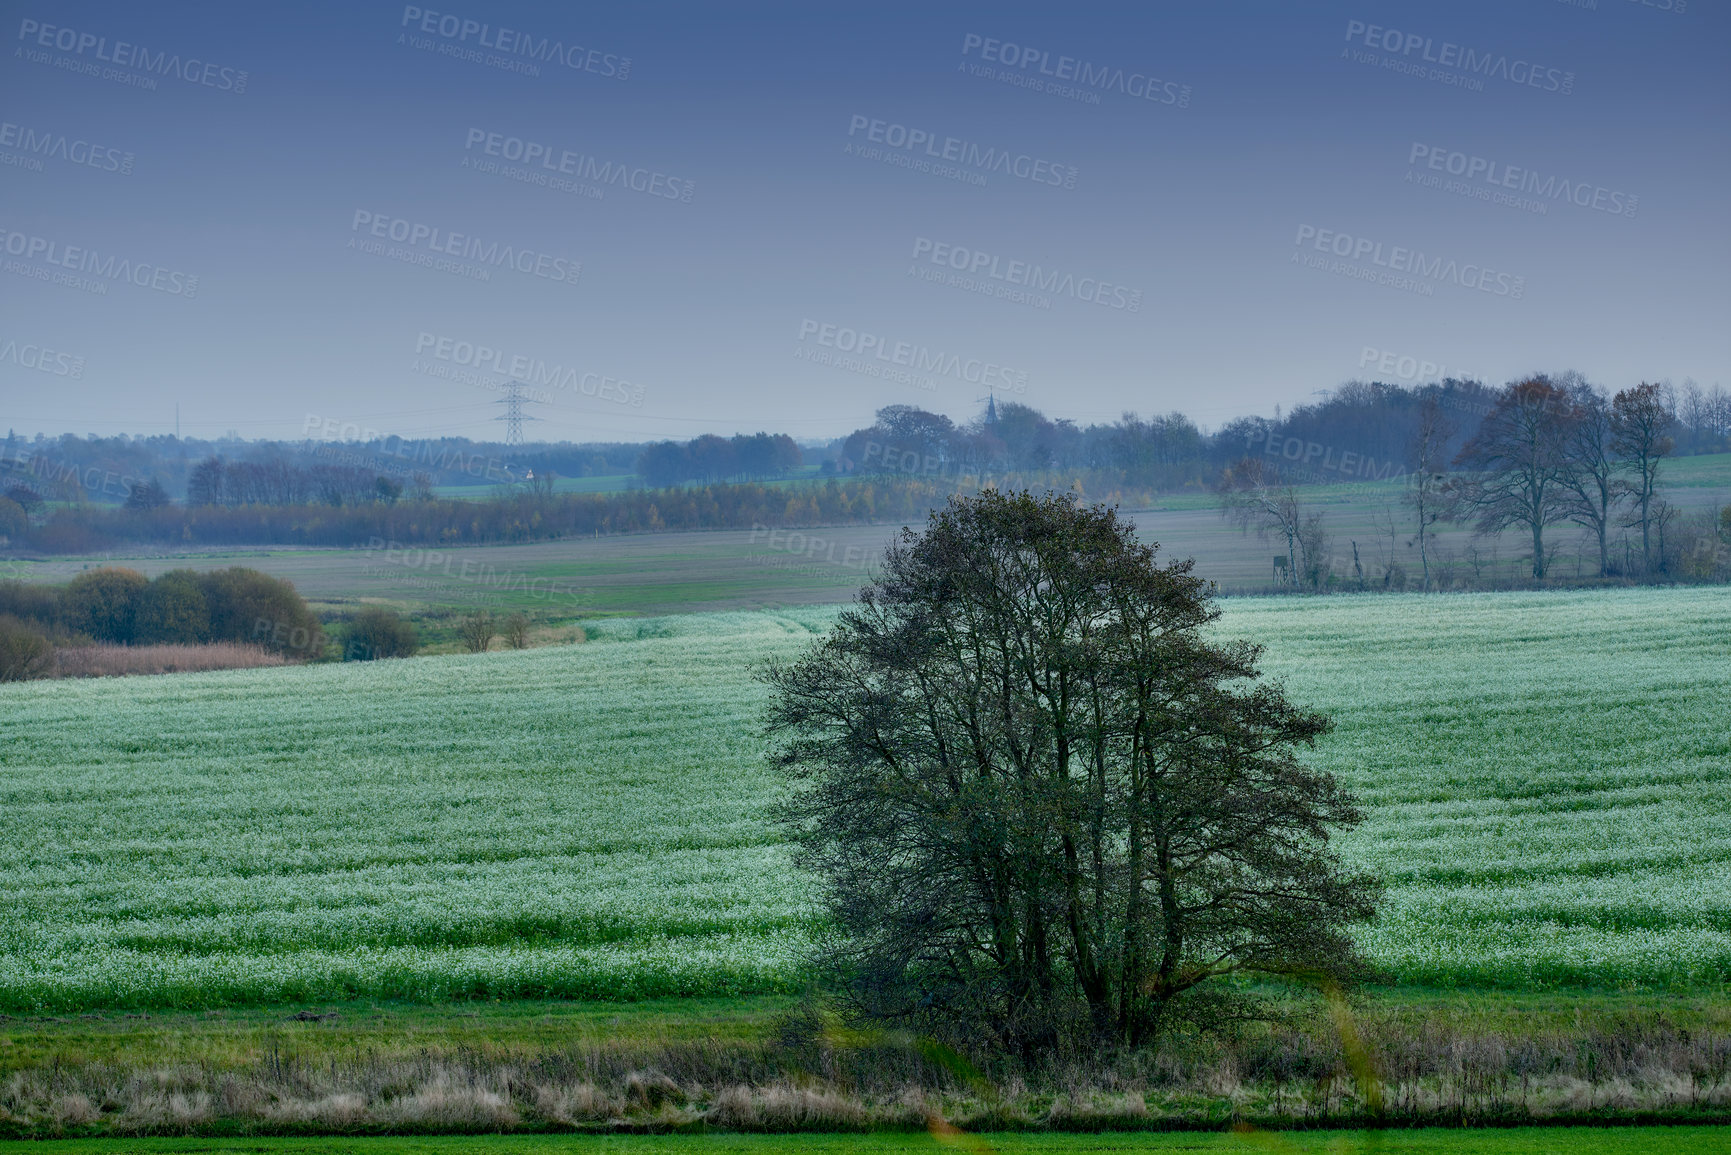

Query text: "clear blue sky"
[2, 0, 1726, 443]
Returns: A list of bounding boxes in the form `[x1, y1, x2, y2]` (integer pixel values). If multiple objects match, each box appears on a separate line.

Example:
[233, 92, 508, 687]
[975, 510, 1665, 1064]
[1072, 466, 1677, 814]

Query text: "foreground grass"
[2, 988, 1726, 1137]
[4, 989, 1725, 1075]
[15, 1127, 1731, 1153]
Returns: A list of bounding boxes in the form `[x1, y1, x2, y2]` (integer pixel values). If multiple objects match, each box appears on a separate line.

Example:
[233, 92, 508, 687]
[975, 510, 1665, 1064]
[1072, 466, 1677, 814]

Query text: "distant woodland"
[3, 376, 1728, 582]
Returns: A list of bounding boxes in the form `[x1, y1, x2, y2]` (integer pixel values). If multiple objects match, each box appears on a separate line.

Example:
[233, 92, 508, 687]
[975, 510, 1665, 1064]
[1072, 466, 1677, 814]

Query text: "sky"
[2, 0, 1727, 445]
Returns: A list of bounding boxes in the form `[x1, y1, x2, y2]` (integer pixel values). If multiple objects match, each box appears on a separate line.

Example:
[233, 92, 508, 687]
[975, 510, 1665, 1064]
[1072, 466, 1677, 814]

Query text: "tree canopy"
[764, 490, 1378, 1055]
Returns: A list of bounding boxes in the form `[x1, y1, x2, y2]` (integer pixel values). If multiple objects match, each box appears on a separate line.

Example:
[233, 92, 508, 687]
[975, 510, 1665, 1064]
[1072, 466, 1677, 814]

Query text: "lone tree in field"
[1610, 382, 1674, 572]
[1404, 396, 1458, 591]
[1453, 377, 1575, 580]
[763, 491, 1378, 1055]
[1216, 457, 1328, 589]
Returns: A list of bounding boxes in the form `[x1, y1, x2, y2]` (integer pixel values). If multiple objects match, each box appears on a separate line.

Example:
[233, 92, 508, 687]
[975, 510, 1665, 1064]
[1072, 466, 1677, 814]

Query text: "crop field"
[0, 588, 1727, 1010]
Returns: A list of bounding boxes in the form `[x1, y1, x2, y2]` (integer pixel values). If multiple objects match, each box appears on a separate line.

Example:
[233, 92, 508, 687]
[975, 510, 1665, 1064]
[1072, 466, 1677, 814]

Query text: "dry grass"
[50, 642, 290, 678]
[2, 1007, 1729, 1138]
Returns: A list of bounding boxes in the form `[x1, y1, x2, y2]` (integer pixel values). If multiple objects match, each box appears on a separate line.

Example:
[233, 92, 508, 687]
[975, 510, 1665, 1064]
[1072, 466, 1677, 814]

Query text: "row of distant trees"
[2, 477, 947, 554]
[1220, 377, 1730, 588]
[838, 378, 1730, 491]
[0, 430, 645, 506]
[635, 432, 803, 487]
[4, 376, 1723, 513]
[180, 457, 434, 508]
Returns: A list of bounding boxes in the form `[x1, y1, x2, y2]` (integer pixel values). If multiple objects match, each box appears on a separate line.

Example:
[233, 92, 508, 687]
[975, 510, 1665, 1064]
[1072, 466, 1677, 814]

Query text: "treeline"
[836, 378, 1730, 491]
[0, 430, 644, 507]
[635, 432, 803, 487]
[4, 477, 949, 554]
[7, 377, 1724, 511]
[1219, 378, 1731, 590]
[833, 385, 1507, 491]
[179, 456, 430, 508]
[0, 566, 324, 681]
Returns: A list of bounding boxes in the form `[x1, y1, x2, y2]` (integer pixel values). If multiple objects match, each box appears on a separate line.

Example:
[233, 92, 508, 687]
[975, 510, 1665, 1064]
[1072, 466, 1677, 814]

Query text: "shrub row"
[0, 568, 323, 657]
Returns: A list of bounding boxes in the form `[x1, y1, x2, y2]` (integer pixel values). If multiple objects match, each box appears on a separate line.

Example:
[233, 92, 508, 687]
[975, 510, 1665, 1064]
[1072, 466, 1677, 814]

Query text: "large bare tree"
[1453, 378, 1575, 580]
[1216, 457, 1327, 588]
[1404, 397, 1457, 591]
[1610, 382, 1674, 572]
[1554, 381, 1621, 578]
[763, 491, 1377, 1055]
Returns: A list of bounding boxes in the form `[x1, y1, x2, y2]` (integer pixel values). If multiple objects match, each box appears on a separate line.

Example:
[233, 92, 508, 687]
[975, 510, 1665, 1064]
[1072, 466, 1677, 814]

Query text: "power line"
[493, 380, 536, 446]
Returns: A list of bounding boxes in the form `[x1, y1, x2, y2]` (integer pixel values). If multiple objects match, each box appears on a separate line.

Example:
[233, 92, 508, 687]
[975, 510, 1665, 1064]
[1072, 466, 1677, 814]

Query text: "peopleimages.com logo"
[796, 318, 1028, 394]
[844, 114, 1078, 189]
[909, 237, 1142, 312]
[1342, 19, 1574, 95]
[1407, 142, 1636, 218]
[462, 128, 693, 203]
[0, 227, 198, 296]
[0, 119, 133, 175]
[413, 332, 645, 407]
[1292, 225, 1525, 299]
[959, 33, 1191, 107]
[0, 336, 85, 378]
[15, 17, 249, 92]
[398, 6, 629, 79]
[348, 211, 580, 285]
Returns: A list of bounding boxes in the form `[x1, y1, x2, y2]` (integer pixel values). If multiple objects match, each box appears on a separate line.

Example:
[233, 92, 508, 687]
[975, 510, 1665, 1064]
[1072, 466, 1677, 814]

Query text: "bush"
[133, 571, 211, 644]
[343, 607, 418, 661]
[200, 567, 322, 656]
[61, 568, 149, 643]
[0, 496, 26, 540]
[0, 580, 59, 631]
[459, 610, 496, 653]
[0, 615, 52, 681]
[502, 613, 530, 649]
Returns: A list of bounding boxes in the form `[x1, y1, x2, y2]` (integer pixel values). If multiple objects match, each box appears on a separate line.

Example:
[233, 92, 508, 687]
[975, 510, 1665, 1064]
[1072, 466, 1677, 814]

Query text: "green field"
[13, 1126, 1731, 1153]
[6, 453, 1725, 619]
[1, 588, 1727, 1010]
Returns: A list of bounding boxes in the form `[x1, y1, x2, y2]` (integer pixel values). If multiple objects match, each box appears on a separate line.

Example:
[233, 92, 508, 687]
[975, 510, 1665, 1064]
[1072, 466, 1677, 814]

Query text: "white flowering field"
[0, 590, 1726, 1010]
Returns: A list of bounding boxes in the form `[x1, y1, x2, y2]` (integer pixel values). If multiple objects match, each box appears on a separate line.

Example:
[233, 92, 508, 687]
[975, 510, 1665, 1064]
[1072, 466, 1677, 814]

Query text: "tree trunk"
[1418, 515, 1431, 591]
[1640, 492, 1652, 570]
